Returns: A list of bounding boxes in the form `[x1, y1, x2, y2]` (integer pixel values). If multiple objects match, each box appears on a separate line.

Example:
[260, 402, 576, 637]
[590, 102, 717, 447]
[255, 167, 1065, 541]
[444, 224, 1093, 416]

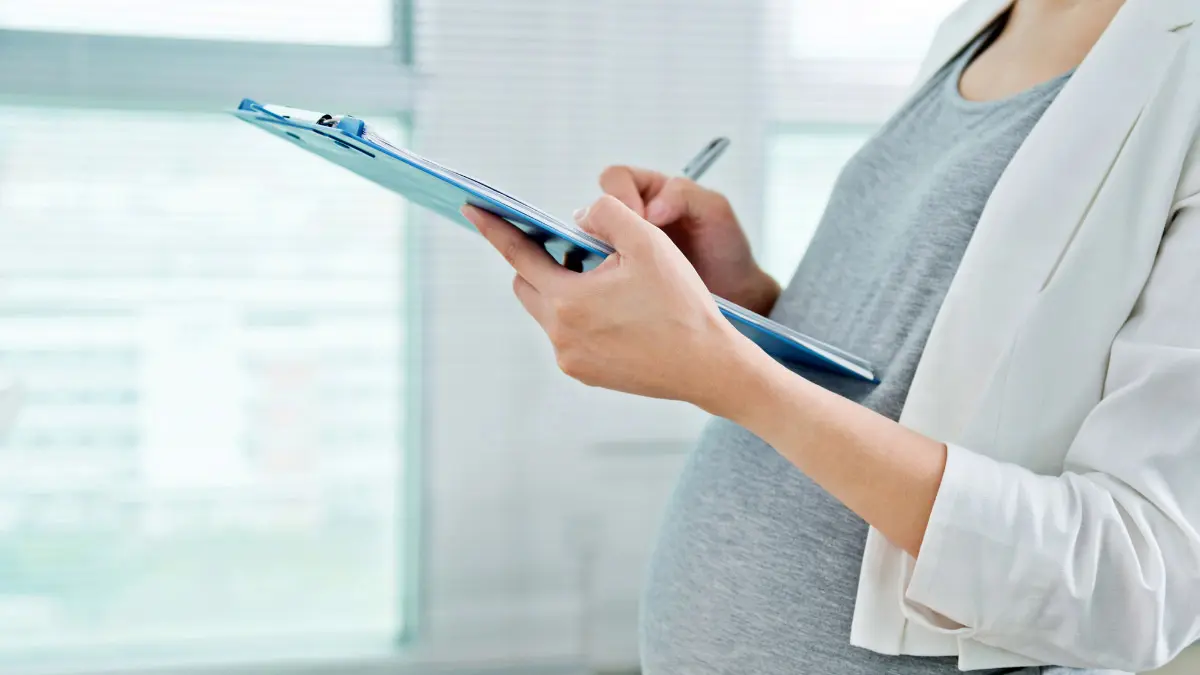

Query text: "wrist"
[739, 267, 782, 316]
[692, 328, 791, 425]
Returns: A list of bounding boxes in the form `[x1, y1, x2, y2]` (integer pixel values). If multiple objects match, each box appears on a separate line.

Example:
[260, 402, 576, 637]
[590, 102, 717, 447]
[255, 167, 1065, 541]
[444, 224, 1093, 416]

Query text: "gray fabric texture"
[637, 24, 1106, 675]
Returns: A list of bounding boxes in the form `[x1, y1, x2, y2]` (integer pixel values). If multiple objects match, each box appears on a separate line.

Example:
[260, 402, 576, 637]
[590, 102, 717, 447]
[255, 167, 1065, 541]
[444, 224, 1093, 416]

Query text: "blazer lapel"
[899, 0, 1196, 443]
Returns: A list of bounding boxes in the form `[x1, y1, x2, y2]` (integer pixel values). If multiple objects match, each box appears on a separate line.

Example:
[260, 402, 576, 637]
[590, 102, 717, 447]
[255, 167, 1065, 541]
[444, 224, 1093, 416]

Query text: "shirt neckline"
[943, 15, 1075, 112]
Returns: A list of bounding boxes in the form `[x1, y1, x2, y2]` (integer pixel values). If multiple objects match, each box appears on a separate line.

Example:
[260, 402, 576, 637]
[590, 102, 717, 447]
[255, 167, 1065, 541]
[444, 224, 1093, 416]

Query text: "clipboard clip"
[316, 113, 343, 128]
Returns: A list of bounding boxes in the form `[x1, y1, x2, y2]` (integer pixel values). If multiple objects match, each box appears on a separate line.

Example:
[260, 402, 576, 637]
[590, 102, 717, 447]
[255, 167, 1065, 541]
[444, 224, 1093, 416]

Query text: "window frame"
[0, 3, 415, 113]
[760, 120, 878, 280]
[759, 0, 949, 272]
[0, 2, 426, 674]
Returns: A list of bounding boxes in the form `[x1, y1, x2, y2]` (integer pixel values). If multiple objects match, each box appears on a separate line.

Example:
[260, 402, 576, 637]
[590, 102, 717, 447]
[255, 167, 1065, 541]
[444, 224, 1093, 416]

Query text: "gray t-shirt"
[639, 27, 1099, 675]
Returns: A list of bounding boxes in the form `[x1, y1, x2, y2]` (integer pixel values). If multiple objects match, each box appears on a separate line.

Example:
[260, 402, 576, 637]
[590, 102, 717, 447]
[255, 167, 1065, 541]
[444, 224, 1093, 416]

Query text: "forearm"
[702, 341, 947, 558]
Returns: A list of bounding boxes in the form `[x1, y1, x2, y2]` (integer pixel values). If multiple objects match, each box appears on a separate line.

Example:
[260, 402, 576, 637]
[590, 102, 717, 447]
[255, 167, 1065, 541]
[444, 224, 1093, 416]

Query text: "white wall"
[408, 0, 767, 668]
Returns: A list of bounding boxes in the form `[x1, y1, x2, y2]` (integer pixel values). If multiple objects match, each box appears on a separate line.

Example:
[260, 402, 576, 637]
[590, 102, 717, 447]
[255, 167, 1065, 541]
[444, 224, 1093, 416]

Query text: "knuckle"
[598, 165, 628, 186]
[663, 176, 693, 195]
[658, 178, 694, 208]
[550, 295, 579, 325]
[555, 350, 578, 377]
[554, 349, 572, 373]
[501, 239, 522, 267]
[593, 193, 624, 216]
[713, 193, 735, 219]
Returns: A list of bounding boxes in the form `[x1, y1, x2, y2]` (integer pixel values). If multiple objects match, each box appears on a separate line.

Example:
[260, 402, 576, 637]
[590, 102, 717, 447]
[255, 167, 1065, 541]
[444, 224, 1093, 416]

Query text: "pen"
[682, 137, 731, 181]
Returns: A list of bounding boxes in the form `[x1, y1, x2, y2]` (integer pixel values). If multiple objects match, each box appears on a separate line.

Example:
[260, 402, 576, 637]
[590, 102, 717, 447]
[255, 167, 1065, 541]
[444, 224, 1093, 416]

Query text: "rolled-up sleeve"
[903, 199, 1200, 672]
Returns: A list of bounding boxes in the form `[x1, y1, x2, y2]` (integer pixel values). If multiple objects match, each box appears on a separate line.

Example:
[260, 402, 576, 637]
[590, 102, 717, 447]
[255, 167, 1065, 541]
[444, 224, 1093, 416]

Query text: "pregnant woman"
[464, 0, 1200, 672]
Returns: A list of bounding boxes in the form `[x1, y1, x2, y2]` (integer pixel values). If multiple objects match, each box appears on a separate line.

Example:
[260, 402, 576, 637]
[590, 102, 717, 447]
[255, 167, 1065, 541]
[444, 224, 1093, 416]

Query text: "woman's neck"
[958, 0, 1124, 102]
[1008, 0, 1125, 58]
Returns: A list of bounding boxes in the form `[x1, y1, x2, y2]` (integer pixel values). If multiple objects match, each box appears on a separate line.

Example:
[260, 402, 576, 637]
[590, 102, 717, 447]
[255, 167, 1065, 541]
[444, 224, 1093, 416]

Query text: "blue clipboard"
[231, 98, 876, 382]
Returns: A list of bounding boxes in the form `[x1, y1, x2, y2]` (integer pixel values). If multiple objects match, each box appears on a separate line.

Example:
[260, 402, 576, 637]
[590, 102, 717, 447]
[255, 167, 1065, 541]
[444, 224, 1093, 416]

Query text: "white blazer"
[848, 0, 1200, 671]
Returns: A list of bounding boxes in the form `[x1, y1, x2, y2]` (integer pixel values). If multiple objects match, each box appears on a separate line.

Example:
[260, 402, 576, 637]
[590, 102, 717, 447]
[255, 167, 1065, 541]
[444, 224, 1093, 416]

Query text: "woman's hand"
[461, 196, 768, 413]
[598, 165, 781, 315]
[463, 196, 947, 562]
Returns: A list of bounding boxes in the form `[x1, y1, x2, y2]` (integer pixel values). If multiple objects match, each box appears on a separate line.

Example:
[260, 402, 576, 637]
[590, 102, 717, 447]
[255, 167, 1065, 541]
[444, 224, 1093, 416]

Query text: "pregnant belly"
[639, 418, 954, 675]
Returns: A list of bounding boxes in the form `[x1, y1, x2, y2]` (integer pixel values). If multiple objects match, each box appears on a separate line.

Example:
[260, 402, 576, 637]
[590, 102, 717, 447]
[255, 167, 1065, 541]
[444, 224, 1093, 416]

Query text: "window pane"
[763, 128, 872, 282]
[790, 0, 961, 61]
[0, 0, 393, 46]
[0, 108, 409, 661]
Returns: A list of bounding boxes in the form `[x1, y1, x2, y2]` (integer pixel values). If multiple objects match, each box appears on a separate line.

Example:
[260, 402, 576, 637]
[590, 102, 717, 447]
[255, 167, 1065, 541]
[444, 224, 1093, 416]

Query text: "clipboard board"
[231, 98, 876, 382]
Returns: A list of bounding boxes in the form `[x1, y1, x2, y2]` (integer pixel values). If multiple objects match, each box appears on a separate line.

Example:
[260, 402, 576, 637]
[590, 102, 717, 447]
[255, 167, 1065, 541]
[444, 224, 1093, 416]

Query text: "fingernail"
[646, 200, 666, 222]
[461, 206, 483, 231]
[572, 206, 589, 222]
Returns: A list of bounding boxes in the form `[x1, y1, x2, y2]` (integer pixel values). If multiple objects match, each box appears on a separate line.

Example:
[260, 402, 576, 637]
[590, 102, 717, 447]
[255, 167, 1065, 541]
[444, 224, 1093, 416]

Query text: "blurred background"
[2, 2, 1187, 675]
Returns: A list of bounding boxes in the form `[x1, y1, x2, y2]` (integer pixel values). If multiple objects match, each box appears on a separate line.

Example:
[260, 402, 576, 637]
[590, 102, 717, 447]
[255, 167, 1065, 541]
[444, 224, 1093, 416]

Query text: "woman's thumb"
[644, 178, 696, 226]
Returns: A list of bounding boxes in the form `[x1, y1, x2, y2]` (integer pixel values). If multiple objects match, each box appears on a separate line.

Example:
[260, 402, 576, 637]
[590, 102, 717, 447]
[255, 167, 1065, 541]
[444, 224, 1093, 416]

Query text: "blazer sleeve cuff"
[901, 443, 1052, 636]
